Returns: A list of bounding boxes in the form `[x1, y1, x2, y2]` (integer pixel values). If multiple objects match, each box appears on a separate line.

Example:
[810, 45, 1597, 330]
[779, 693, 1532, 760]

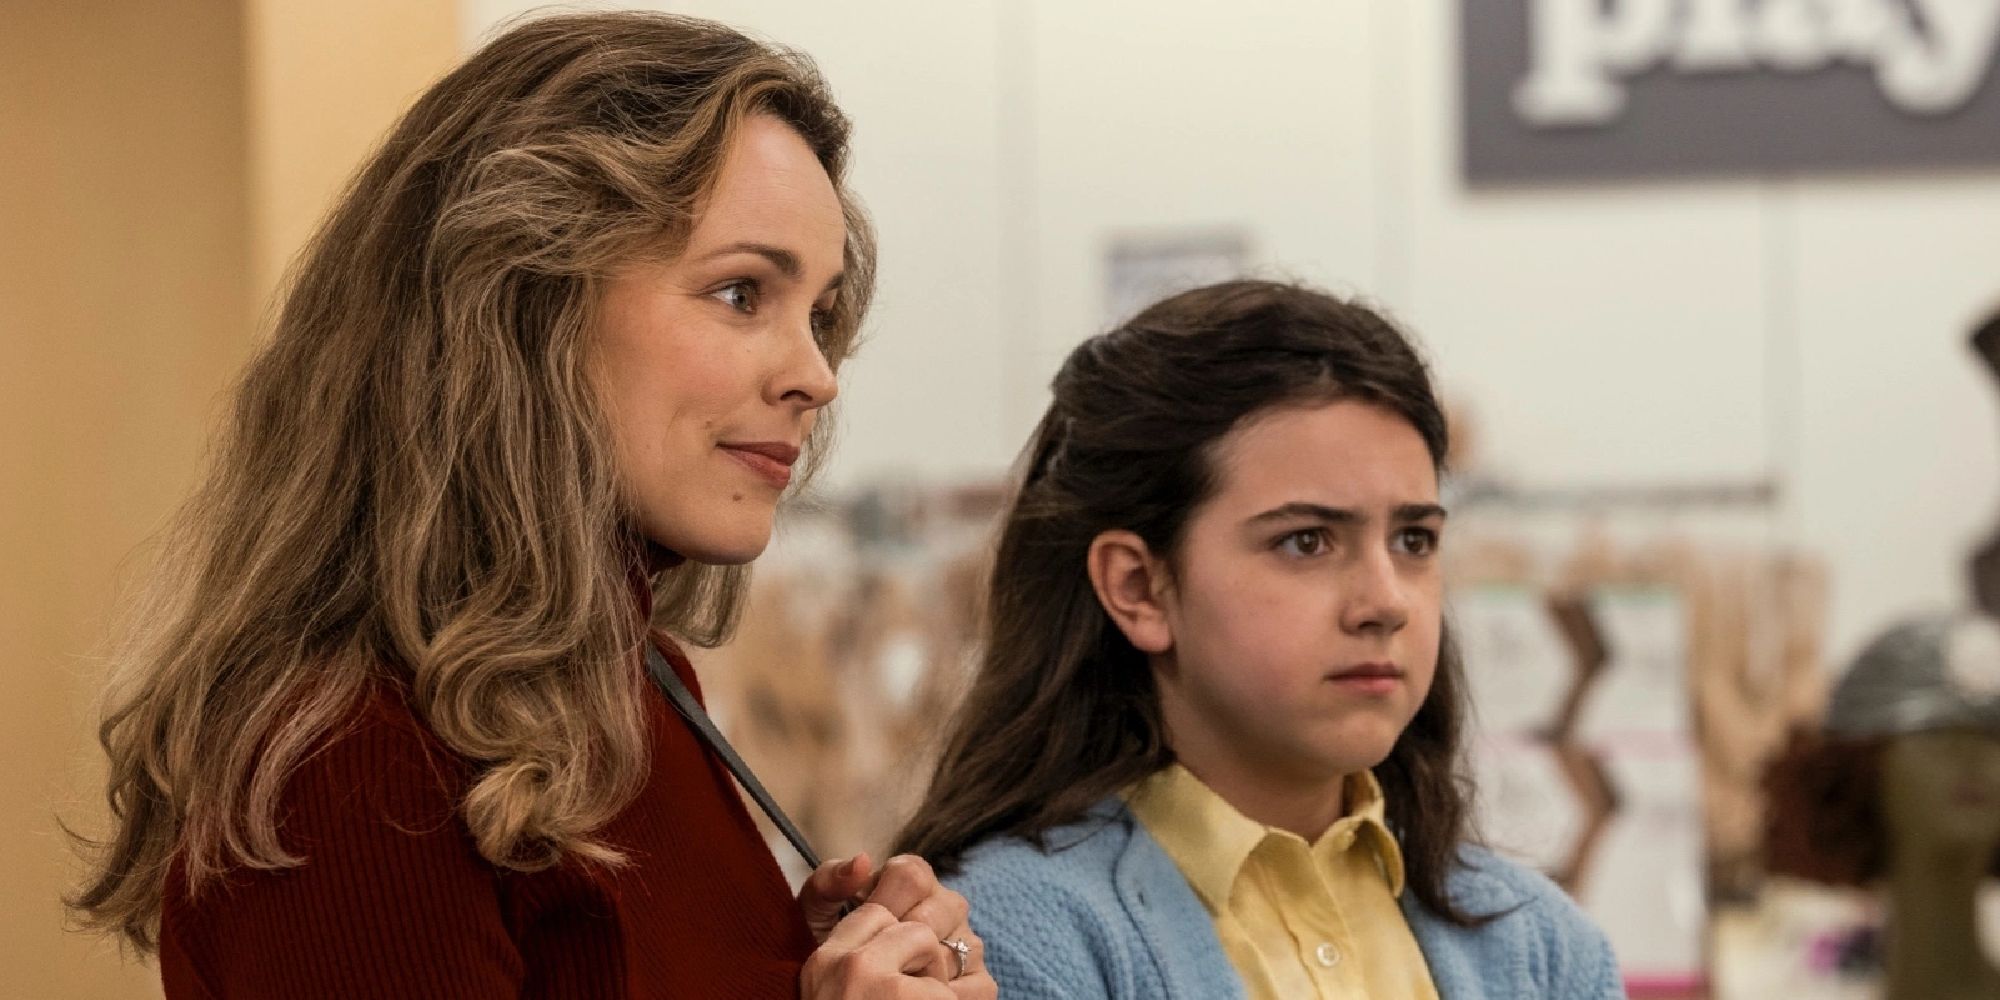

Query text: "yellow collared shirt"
[1127, 765, 1441, 1000]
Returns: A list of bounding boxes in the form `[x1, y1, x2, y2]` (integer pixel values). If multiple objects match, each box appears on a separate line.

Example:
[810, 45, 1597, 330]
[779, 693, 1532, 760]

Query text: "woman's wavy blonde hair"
[70, 11, 875, 952]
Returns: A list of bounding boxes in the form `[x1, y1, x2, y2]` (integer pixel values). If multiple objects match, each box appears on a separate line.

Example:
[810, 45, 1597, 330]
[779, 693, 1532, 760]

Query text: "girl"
[895, 280, 1623, 999]
[71, 13, 992, 999]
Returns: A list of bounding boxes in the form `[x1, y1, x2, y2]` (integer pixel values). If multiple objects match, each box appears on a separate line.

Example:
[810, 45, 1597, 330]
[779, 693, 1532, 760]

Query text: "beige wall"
[245, 0, 459, 301]
[2, 2, 454, 995]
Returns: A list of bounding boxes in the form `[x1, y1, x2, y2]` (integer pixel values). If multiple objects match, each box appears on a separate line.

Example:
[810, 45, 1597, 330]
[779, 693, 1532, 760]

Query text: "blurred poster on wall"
[1103, 229, 1250, 329]
[1460, 0, 2000, 182]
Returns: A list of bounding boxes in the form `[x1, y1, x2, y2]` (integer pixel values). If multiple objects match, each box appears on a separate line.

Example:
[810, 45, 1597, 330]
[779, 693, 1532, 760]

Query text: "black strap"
[644, 643, 824, 871]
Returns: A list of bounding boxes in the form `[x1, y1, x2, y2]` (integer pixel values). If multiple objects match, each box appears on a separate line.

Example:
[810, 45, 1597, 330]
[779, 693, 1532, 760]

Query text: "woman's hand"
[799, 854, 996, 999]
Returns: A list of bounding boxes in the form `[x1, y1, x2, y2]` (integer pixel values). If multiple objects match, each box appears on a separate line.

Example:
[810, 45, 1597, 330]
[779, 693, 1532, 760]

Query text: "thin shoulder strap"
[643, 642, 824, 870]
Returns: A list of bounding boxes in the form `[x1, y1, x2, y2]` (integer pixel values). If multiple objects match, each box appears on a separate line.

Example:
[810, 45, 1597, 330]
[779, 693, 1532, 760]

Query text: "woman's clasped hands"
[798, 854, 995, 999]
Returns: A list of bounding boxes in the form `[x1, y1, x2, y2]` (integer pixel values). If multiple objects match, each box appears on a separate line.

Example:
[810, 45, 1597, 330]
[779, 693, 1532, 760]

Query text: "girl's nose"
[1341, 549, 1410, 635]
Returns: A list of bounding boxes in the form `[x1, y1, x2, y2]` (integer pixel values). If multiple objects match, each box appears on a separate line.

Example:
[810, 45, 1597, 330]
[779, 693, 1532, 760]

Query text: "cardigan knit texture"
[159, 640, 813, 999]
[945, 799, 1628, 1000]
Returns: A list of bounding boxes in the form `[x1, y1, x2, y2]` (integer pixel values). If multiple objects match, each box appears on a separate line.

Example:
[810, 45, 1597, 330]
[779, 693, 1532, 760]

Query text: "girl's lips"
[719, 444, 794, 489]
[1326, 663, 1404, 695]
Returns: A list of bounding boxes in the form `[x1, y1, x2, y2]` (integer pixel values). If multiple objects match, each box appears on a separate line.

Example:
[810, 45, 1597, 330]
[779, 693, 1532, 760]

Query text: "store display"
[1765, 612, 2000, 1000]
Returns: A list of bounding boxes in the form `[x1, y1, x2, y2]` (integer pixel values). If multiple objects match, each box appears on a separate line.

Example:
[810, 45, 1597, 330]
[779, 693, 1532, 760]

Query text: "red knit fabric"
[158, 641, 815, 999]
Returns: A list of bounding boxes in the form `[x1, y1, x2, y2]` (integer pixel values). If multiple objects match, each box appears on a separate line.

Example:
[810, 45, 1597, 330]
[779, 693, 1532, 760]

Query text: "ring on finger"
[941, 936, 971, 980]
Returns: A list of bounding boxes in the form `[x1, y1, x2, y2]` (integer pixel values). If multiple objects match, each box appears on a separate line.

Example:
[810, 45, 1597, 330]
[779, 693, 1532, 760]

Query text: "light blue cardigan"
[945, 799, 1627, 999]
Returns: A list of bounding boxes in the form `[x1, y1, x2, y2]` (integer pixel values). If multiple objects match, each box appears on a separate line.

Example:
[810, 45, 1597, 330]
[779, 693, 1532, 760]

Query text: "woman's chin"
[668, 530, 774, 566]
[636, 504, 778, 566]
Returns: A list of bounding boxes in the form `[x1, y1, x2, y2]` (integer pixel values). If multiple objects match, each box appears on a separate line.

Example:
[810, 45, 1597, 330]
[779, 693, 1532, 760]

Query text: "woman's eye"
[1394, 527, 1439, 556]
[710, 280, 757, 313]
[809, 306, 836, 345]
[1277, 529, 1330, 558]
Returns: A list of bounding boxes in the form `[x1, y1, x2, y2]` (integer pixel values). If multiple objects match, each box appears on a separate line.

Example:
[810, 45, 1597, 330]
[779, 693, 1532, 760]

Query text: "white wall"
[463, 0, 2000, 664]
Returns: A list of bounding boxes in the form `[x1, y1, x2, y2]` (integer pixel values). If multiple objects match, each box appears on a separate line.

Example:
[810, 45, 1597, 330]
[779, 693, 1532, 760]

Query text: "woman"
[70, 13, 992, 999]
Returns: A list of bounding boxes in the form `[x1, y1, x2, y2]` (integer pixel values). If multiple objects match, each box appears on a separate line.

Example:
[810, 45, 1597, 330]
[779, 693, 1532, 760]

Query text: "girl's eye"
[809, 306, 836, 346]
[711, 280, 758, 313]
[1393, 527, 1440, 557]
[1277, 529, 1331, 558]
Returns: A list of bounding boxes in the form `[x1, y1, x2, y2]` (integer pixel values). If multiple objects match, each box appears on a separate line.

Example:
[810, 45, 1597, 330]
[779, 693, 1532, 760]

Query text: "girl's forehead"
[1206, 400, 1438, 506]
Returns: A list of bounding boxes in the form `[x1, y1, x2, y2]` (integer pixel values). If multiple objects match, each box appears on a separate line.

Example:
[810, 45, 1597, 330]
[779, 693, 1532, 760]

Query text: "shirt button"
[1315, 942, 1341, 968]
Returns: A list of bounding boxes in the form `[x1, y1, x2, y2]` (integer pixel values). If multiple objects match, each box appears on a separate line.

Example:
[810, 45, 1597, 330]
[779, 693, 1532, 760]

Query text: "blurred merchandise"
[1440, 394, 1828, 997]
[1763, 612, 2000, 1000]
[1711, 879, 1883, 1000]
[687, 482, 1004, 882]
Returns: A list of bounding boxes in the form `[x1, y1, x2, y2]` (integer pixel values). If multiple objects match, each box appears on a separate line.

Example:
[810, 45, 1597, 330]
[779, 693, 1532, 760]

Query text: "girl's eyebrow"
[1244, 501, 1449, 526]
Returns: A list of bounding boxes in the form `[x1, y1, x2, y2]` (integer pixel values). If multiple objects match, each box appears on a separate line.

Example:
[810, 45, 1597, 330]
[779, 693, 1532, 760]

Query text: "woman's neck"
[1883, 841, 1999, 1000]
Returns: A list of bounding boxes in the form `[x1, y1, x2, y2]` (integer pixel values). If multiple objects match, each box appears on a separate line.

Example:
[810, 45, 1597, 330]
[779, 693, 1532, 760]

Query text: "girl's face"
[1882, 728, 2000, 854]
[1152, 399, 1444, 797]
[593, 114, 846, 564]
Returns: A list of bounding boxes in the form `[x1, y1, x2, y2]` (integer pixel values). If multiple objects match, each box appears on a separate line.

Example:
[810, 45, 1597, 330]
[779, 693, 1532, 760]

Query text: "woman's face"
[593, 114, 847, 564]
[1881, 728, 2000, 854]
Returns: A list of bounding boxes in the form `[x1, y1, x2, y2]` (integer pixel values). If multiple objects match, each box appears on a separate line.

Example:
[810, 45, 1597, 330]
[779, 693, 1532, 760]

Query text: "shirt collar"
[1126, 764, 1407, 910]
[1322, 767, 1407, 896]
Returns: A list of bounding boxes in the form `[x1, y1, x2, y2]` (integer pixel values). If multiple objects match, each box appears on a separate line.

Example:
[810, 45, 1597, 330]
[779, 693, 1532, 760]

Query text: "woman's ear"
[1087, 530, 1174, 654]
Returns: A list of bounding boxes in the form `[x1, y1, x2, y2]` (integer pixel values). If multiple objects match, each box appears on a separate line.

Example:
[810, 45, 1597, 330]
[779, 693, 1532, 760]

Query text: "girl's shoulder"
[1413, 845, 1628, 1000]
[1443, 843, 1583, 914]
[947, 800, 1139, 920]
[943, 799, 1244, 1000]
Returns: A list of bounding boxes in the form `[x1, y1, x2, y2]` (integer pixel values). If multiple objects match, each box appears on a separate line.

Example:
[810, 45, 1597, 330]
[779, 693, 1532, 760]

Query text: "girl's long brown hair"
[71, 11, 875, 952]
[893, 280, 1484, 925]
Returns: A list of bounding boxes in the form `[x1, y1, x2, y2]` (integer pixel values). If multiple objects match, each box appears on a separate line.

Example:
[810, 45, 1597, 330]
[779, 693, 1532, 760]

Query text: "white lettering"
[1513, 0, 2000, 127]
[1753, 0, 1836, 70]
[1819, 0, 1904, 61]
[1514, 0, 1677, 125]
[1675, 0, 1757, 70]
[1878, 0, 2000, 111]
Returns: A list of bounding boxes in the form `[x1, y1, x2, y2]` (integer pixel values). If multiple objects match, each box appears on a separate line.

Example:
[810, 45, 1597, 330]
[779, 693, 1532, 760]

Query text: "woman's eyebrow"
[696, 240, 844, 294]
[695, 241, 801, 278]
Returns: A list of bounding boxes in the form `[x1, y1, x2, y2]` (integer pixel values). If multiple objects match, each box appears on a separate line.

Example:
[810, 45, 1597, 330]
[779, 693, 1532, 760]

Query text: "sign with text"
[1461, 0, 2000, 182]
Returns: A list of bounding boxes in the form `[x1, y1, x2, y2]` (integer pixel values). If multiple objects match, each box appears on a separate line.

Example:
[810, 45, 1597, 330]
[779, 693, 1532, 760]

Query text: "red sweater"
[159, 642, 815, 998]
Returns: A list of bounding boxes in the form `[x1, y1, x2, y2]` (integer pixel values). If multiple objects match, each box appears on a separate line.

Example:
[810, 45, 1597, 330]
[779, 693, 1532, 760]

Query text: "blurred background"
[6, 1, 1997, 997]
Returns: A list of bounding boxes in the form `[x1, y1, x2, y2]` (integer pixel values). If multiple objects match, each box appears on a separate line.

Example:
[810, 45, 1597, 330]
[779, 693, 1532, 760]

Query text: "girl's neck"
[1178, 755, 1350, 842]
[1883, 841, 1999, 1000]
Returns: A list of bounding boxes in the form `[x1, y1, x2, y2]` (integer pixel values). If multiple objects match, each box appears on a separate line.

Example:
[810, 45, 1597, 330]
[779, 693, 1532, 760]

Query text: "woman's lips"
[718, 442, 798, 490]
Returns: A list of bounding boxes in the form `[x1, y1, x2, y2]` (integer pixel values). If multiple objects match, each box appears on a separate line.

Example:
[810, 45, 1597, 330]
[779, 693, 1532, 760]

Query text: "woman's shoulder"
[161, 679, 521, 996]
[278, 679, 473, 846]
